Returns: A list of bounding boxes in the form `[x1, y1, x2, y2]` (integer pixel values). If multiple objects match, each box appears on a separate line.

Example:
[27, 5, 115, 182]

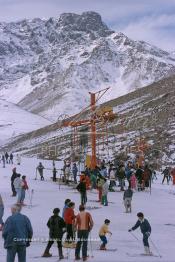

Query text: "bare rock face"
[0, 11, 175, 122]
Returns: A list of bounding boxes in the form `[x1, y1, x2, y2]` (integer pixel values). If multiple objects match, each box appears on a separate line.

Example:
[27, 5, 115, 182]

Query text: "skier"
[99, 219, 112, 250]
[37, 162, 45, 181]
[5, 152, 9, 164]
[162, 167, 170, 184]
[90, 171, 97, 190]
[76, 178, 87, 205]
[42, 208, 66, 259]
[75, 205, 94, 261]
[101, 178, 109, 206]
[11, 167, 18, 197]
[52, 167, 57, 182]
[13, 174, 22, 205]
[64, 202, 76, 247]
[72, 163, 78, 183]
[9, 153, 13, 164]
[123, 186, 133, 213]
[0, 194, 4, 231]
[143, 165, 152, 190]
[109, 167, 116, 191]
[2, 204, 33, 262]
[128, 212, 152, 255]
[2, 155, 5, 168]
[118, 164, 125, 191]
[96, 175, 105, 202]
[135, 166, 144, 191]
[20, 176, 29, 205]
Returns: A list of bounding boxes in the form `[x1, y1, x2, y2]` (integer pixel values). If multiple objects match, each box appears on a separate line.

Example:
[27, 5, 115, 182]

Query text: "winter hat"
[104, 219, 110, 224]
[53, 208, 60, 214]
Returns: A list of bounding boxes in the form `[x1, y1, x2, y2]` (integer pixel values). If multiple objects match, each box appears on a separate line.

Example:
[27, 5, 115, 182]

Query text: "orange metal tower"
[62, 88, 116, 169]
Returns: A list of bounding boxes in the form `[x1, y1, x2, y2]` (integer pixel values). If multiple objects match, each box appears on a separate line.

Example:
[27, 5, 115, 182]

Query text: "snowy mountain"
[0, 11, 175, 121]
[0, 99, 51, 144]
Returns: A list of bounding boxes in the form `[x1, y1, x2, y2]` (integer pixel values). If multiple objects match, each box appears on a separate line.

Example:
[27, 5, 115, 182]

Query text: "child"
[99, 219, 112, 250]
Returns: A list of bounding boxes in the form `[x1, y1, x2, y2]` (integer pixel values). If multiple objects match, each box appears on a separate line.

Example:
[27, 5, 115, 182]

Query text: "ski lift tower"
[62, 87, 116, 169]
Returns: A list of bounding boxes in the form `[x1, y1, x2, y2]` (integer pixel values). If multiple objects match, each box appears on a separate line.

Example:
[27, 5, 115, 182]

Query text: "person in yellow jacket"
[99, 219, 112, 250]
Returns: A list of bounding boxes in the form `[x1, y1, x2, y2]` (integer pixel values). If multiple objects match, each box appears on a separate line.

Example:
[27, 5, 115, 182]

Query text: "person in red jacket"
[20, 175, 29, 205]
[64, 202, 76, 245]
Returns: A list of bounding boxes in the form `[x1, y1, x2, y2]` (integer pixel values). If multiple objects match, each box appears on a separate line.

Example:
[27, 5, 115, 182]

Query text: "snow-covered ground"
[0, 157, 175, 262]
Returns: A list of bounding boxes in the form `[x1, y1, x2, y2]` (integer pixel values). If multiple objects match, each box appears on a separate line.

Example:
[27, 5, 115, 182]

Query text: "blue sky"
[0, 0, 175, 51]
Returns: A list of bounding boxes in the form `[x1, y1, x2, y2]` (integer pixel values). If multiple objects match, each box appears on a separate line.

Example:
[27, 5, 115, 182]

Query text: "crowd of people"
[0, 152, 21, 168]
[1, 156, 175, 262]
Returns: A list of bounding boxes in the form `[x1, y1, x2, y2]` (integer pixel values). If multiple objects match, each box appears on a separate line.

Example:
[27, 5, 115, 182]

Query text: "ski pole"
[29, 189, 34, 208]
[129, 231, 140, 242]
[149, 237, 162, 258]
[89, 231, 94, 258]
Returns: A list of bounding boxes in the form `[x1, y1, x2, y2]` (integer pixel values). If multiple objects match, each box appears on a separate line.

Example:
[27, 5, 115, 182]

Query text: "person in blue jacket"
[2, 204, 33, 262]
[128, 212, 152, 255]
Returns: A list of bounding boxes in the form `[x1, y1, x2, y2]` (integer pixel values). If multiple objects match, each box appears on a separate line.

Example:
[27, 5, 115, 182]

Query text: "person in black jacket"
[123, 186, 133, 213]
[128, 212, 152, 255]
[42, 208, 66, 259]
[76, 178, 87, 205]
[11, 168, 18, 197]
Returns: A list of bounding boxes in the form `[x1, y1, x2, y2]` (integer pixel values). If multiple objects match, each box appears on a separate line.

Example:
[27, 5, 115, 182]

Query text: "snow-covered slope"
[0, 12, 175, 121]
[3, 75, 175, 166]
[0, 99, 51, 144]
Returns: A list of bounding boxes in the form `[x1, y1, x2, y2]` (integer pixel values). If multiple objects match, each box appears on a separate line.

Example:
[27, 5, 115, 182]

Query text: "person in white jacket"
[13, 174, 22, 205]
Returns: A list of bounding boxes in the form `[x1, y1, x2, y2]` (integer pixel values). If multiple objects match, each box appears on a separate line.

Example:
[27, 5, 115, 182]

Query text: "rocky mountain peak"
[58, 11, 114, 37]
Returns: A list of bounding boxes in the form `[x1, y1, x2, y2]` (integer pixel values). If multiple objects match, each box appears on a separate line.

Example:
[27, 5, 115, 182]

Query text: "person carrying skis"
[0, 194, 4, 231]
[75, 205, 94, 261]
[128, 212, 152, 255]
[37, 162, 45, 181]
[11, 168, 18, 197]
[20, 176, 29, 205]
[123, 186, 133, 213]
[42, 208, 66, 259]
[99, 219, 112, 250]
[76, 178, 87, 206]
